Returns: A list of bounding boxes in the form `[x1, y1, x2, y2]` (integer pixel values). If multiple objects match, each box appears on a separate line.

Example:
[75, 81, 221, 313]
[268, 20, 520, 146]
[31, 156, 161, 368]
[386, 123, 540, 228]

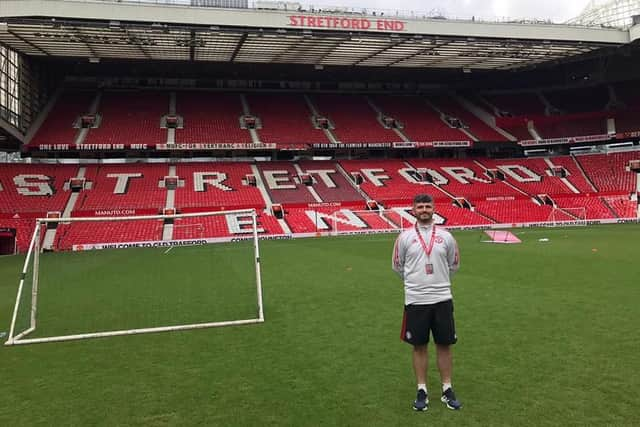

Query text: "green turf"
[12, 242, 258, 339]
[0, 224, 639, 426]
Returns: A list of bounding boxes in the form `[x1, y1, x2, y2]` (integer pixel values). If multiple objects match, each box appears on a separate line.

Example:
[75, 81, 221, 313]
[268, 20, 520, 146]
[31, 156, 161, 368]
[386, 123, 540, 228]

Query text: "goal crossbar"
[35, 208, 256, 223]
[5, 208, 265, 346]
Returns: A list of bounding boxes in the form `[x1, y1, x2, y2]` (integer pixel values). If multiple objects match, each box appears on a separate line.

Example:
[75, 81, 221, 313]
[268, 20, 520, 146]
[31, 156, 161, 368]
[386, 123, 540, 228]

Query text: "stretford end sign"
[288, 15, 406, 32]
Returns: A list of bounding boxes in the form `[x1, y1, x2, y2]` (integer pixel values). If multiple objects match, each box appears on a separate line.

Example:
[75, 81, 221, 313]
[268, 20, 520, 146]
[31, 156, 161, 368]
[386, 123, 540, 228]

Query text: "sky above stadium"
[301, 0, 592, 23]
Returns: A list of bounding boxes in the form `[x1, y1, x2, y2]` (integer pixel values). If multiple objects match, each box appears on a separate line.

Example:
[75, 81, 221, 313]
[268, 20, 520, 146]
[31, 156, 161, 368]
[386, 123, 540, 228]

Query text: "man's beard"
[417, 213, 433, 224]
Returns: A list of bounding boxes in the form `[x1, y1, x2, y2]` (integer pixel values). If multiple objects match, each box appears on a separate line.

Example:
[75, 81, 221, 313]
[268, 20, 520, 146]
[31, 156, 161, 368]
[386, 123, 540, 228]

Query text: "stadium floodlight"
[5, 209, 264, 346]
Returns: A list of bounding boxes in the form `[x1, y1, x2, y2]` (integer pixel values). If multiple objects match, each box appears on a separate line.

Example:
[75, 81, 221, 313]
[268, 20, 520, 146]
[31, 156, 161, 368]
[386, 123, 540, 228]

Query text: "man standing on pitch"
[392, 193, 462, 412]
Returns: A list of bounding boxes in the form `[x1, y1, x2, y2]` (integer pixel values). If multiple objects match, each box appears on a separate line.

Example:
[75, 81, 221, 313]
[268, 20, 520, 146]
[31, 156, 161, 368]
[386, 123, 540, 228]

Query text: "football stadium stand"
[175, 92, 252, 144]
[77, 164, 168, 211]
[55, 219, 164, 251]
[29, 91, 96, 147]
[428, 95, 508, 142]
[575, 152, 639, 193]
[256, 161, 318, 205]
[2, 151, 636, 251]
[310, 94, 400, 143]
[246, 94, 328, 146]
[296, 160, 367, 203]
[1, 0, 640, 253]
[84, 91, 168, 147]
[0, 164, 79, 213]
[174, 162, 264, 210]
[370, 96, 469, 142]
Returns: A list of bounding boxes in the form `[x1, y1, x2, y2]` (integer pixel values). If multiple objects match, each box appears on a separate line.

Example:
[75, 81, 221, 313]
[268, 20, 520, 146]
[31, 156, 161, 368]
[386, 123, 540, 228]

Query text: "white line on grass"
[164, 247, 173, 254]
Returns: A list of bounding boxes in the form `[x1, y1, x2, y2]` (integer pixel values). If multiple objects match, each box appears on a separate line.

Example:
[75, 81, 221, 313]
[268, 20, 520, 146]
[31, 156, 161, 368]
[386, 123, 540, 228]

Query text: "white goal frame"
[546, 206, 587, 226]
[5, 209, 264, 346]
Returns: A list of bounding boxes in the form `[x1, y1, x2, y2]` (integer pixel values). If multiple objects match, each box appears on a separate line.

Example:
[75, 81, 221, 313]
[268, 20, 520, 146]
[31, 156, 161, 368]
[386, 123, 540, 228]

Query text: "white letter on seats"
[361, 169, 389, 187]
[106, 173, 142, 194]
[442, 167, 490, 184]
[398, 168, 422, 184]
[263, 170, 296, 189]
[226, 213, 264, 234]
[498, 165, 541, 182]
[423, 169, 448, 185]
[194, 172, 232, 192]
[306, 170, 337, 188]
[14, 174, 54, 196]
[305, 209, 368, 230]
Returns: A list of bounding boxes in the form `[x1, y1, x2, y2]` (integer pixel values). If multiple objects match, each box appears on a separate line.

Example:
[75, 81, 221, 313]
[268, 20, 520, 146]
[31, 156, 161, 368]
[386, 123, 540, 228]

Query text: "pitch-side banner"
[29, 144, 150, 151]
[71, 217, 638, 251]
[156, 143, 279, 150]
[29, 142, 285, 151]
[31, 141, 472, 151]
[72, 235, 298, 251]
[71, 209, 159, 217]
[311, 141, 471, 149]
[519, 134, 611, 146]
[393, 141, 473, 148]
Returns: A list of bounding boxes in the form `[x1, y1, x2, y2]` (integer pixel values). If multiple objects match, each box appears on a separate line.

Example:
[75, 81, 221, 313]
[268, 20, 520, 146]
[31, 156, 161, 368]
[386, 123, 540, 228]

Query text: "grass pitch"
[0, 224, 639, 426]
[12, 241, 258, 339]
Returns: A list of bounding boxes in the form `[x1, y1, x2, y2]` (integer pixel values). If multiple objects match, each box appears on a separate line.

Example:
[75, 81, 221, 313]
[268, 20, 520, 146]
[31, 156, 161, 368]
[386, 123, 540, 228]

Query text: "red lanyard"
[415, 223, 437, 259]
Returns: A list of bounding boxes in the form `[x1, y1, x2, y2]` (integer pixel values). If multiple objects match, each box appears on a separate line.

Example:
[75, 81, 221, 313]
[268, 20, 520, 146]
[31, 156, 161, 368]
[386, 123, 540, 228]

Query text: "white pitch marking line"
[164, 247, 173, 254]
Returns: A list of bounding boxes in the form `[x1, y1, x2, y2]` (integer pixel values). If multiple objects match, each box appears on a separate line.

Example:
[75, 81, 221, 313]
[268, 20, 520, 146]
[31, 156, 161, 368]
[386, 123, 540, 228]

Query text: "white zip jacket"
[392, 223, 460, 305]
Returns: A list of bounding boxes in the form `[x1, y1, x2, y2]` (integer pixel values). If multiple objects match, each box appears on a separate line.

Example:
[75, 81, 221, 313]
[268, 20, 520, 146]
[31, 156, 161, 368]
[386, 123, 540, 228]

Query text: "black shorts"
[400, 300, 457, 346]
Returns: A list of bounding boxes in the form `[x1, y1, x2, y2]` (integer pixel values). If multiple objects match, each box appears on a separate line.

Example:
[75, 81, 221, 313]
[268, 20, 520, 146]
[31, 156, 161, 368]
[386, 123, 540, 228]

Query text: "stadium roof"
[0, 0, 634, 71]
[567, 0, 640, 29]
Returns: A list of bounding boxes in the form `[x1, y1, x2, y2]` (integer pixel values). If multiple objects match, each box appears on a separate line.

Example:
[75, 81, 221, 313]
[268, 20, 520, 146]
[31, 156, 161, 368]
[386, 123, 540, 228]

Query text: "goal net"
[172, 223, 205, 239]
[546, 206, 587, 226]
[5, 209, 264, 346]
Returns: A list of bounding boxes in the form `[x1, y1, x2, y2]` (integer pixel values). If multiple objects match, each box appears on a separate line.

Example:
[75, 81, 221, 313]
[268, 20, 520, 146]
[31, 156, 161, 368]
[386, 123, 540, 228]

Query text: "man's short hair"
[413, 194, 434, 205]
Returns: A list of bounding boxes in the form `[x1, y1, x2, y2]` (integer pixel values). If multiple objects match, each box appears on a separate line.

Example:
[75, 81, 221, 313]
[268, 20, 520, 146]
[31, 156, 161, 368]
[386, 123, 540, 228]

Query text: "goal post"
[546, 206, 587, 226]
[6, 221, 42, 344]
[5, 209, 264, 346]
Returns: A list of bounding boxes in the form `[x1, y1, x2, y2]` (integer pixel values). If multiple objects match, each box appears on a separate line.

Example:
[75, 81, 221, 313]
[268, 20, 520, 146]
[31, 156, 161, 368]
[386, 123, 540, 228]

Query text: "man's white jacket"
[392, 223, 460, 305]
